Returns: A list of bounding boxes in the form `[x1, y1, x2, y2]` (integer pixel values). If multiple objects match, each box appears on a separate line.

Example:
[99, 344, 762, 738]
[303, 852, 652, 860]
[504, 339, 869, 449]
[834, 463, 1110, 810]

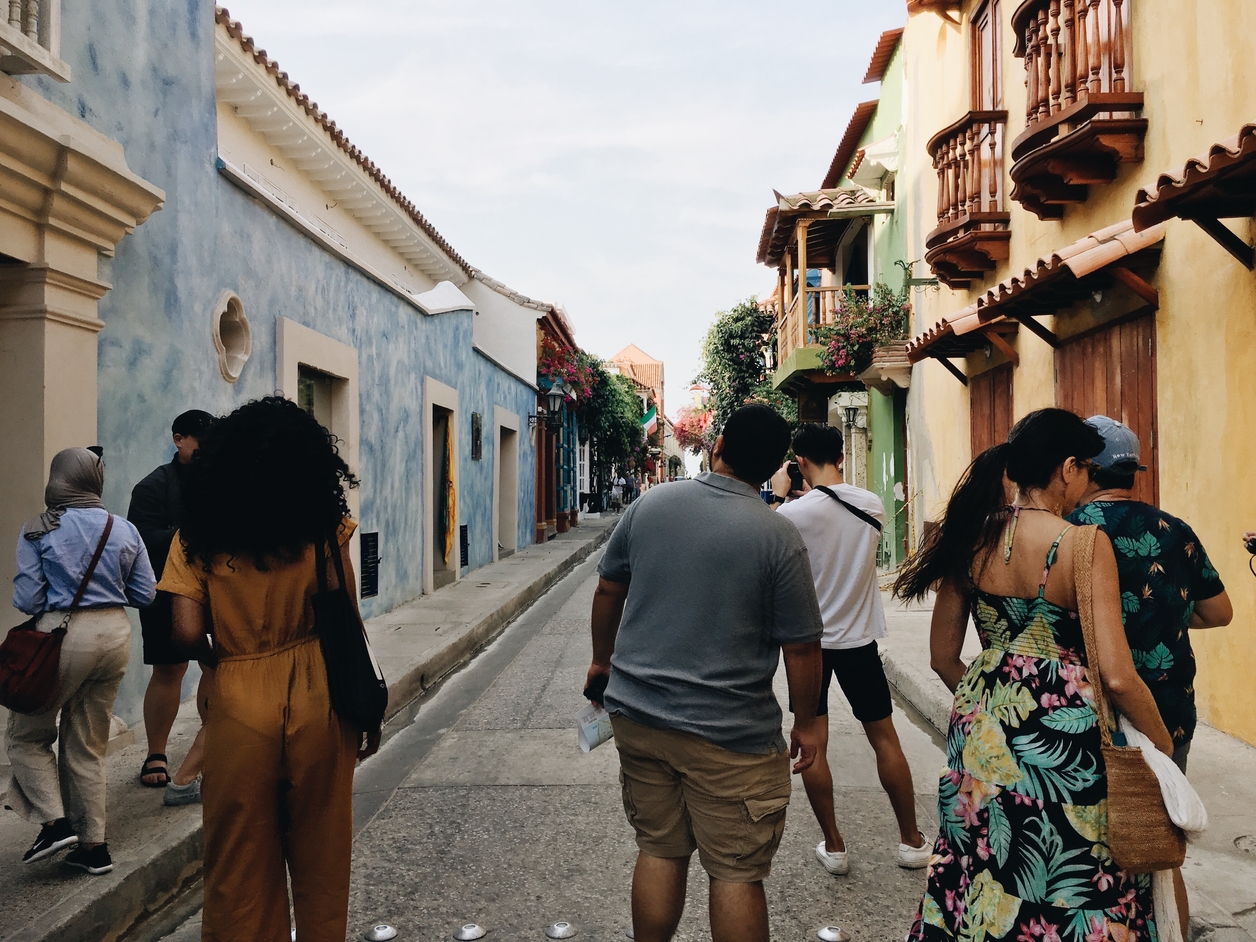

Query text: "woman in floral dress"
[895, 410, 1175, 942]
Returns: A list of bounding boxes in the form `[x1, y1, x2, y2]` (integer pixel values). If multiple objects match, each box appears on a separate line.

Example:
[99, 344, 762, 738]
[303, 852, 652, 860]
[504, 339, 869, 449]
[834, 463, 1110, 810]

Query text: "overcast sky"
[220, 0, 903, 416]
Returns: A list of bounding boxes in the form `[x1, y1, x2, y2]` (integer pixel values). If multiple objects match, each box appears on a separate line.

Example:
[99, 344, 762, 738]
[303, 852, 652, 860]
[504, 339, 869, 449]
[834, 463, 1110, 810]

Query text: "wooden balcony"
[1009, 0, 1146, 219]
[924, 110, 1011, 288]
[774, 285, 868, 392]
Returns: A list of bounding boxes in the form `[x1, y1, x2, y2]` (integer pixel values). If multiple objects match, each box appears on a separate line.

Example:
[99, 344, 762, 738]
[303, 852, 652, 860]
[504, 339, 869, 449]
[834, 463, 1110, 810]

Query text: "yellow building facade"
[899, 0, 1256, 744]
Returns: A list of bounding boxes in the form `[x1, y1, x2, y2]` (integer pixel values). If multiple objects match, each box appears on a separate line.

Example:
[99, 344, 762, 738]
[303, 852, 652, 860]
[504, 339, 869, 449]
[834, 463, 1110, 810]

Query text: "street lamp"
[844, 405, 858, 427]
[546, 380, 568, 431]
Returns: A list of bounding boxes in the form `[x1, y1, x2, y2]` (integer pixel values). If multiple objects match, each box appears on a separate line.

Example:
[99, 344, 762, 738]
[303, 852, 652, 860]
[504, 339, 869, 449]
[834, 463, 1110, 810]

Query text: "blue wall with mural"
[21, 0, 538, 726]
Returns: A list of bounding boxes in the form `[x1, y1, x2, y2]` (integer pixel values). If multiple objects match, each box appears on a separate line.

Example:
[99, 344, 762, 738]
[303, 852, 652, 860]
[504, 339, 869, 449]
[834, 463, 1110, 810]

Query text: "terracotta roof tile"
[863, 28, 904, 84]
[907, 219, 1165, 361]
[1133, 124, 1256, 231]
[821, 101, 880, 190]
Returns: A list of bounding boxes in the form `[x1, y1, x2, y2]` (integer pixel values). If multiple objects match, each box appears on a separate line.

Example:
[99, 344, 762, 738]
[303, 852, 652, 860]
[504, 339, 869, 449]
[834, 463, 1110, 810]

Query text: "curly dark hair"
[179, 396, 359, 568]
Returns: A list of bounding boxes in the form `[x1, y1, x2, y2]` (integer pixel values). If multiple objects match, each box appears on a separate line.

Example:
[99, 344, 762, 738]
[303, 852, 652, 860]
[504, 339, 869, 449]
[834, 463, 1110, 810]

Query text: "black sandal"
[139, 753, 170, 788]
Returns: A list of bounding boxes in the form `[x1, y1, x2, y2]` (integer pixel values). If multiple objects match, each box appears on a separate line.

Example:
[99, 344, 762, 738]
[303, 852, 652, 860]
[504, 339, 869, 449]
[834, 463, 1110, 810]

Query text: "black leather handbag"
[312, 533, 388, 733]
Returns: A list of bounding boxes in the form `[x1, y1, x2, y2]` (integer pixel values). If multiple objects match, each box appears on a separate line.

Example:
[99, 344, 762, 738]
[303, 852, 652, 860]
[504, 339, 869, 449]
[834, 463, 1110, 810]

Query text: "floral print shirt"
[1067, 500, 1224, 746]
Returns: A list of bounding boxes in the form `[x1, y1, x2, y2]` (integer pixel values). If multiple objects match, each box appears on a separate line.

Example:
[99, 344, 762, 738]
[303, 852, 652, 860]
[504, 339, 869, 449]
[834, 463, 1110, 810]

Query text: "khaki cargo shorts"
[610, 713, 792, 883]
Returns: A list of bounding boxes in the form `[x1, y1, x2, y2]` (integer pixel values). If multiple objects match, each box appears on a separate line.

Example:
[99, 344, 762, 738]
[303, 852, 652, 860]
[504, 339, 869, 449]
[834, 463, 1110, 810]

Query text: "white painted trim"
[413, 282, 475, 316]
[473, 345, 539, 391]
[218, 157, 446, 317]
[492, 406, 522, 562]
[276, 317, 362, 583]
[214, 27, 467, 286]
[423, 376, 459, 595]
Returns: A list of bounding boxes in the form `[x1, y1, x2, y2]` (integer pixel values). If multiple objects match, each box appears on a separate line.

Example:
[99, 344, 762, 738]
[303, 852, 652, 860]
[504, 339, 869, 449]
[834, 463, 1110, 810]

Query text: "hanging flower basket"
[817, 284, 911, 376]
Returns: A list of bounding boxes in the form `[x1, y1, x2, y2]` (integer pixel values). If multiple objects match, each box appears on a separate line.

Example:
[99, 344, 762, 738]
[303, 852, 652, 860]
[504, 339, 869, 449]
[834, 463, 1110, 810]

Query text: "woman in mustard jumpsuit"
[160, 397, 379, 942]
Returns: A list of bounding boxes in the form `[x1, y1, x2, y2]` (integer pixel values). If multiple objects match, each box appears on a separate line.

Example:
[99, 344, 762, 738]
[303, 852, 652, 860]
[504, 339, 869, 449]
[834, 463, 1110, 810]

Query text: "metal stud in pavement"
[365, 926, 399, 941]
[545, 922, 577, 939]
[454, 925, 487, 941]
[818, 926, 851, 942]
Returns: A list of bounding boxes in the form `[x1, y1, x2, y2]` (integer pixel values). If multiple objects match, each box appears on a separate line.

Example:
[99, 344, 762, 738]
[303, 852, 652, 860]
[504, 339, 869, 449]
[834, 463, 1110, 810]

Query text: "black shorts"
[789, 641, 893, 724]
[140, 592, 187, 666]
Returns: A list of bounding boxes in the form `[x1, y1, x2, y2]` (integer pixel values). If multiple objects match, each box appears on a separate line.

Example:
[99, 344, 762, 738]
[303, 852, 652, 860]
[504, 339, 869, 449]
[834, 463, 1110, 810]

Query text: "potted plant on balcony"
[817, 283, 911, 377]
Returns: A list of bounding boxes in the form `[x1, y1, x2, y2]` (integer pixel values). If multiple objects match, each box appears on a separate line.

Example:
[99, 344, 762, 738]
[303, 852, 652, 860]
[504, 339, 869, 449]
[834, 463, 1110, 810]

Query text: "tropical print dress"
[908, 528, 1158, 942]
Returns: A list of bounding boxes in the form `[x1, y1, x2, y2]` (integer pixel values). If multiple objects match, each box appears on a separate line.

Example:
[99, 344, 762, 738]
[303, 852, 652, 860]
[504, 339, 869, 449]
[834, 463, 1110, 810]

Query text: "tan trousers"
[5, 607, 131, 844]
[202, 637, 358, 942]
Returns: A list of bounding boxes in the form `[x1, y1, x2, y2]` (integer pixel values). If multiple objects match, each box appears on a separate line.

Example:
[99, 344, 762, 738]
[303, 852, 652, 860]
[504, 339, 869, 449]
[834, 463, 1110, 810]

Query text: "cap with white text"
[1085, 415, 1147, 473]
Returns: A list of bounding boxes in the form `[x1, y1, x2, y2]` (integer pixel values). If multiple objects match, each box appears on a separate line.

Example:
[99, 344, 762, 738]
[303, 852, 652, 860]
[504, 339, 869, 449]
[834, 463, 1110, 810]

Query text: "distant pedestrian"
[159, 397, 376, 942]
[128, 409, 215, 803]
[1067, 416, 1232, 772]
[610, 475, 624, 513]
[587, 403, 824, 942]
[769, 424, 930, 874]
[894, 409, 1173, 942]
[9, 448, 156, 876]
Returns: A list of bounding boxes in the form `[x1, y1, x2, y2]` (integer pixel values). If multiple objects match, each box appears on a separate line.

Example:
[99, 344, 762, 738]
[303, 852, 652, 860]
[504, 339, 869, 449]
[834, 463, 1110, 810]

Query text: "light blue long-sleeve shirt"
[13, 507, 157, 615]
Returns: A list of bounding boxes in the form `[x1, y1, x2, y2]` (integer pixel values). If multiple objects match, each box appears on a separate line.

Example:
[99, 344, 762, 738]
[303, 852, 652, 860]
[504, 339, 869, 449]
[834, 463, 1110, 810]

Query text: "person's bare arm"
[782, 640, 822, 773]
[930, 578, 970, 692]
[1090, 533, 1174, 756]
[1190, 589, 1233, 629]
[172, 595, 215, 665]
[586, 577, 629, 706]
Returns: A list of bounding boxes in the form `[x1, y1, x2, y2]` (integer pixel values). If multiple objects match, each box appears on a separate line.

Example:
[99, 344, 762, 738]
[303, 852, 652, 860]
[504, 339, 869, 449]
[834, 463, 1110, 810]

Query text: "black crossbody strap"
[814, 486, 883, 533]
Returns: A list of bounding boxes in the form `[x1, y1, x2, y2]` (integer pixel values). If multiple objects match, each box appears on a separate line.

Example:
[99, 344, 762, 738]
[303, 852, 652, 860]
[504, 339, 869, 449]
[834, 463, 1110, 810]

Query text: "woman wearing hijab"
[160, 397, 376, 942]
[9, 447, 157, 875]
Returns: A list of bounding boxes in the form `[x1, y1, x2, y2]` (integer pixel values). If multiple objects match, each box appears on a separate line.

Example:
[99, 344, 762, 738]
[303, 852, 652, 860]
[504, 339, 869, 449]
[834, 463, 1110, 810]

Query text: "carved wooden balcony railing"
[925, 110, 1011, 289]
[777, 285, 870, 365]
[1009, 0, 1146, 219]
[0, 0, 68, 80]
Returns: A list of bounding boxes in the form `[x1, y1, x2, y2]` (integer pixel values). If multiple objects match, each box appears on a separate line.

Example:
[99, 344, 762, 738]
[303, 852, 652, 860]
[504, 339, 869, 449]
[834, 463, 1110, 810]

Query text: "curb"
[9, 523, 614, 942]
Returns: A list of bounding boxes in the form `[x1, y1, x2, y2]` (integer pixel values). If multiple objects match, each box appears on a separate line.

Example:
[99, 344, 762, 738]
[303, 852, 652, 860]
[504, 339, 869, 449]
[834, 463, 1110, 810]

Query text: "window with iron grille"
[471, 412, 483, 460]
[359, 532, 379, 598]
[459, 525, 469, 569]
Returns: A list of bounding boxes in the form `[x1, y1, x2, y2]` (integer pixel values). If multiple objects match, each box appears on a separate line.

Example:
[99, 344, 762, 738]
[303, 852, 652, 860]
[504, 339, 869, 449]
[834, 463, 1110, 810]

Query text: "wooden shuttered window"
[970, 362, 1014, 458]
[972, 0, 1002, 110]
[1055, 314, 1158, 505]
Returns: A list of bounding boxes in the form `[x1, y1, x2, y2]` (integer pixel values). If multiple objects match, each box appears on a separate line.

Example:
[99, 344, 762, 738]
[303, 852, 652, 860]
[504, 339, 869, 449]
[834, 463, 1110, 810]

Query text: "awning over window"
[1132, 124, 1256, 269]
[906, 219, 1166, 381]
[904, 311, 1018, 384]
[756, 188, 895, 268]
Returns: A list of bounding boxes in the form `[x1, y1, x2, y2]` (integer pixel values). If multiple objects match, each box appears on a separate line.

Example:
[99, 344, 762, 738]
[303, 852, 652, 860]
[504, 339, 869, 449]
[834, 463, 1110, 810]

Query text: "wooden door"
[1055, 314, 1158, 505]
[970, 362, 1014, 458]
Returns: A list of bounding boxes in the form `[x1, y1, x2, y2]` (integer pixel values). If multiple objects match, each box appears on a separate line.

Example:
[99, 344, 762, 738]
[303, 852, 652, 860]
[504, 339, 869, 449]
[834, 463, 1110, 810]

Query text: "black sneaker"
[64, 843, 113, 875]
[22, 819, 78, 863]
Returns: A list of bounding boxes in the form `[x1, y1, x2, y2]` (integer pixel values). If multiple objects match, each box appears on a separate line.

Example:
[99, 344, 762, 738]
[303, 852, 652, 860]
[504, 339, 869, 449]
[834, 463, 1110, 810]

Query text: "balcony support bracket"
[933, 356, 969, 386]
[1191, 217, 1256, 270]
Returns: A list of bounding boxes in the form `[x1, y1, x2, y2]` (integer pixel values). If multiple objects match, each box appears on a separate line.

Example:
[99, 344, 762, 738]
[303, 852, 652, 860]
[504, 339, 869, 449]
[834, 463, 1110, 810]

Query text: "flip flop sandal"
[139, 753, 170, 788]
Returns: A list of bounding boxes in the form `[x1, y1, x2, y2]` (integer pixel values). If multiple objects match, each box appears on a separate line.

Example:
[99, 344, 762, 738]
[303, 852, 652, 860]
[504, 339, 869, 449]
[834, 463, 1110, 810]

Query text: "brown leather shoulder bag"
[0, 514, 114, 715]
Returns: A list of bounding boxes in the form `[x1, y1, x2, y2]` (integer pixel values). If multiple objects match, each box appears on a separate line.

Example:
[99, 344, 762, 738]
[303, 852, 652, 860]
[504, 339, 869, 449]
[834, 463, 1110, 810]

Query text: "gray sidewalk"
[0, 517, 616, 942]
[879, 592, 1256, 942]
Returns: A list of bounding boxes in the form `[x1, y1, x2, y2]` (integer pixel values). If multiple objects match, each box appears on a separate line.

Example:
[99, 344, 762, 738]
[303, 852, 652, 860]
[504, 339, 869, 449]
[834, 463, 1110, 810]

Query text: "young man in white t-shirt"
[770, 424, 930, 874]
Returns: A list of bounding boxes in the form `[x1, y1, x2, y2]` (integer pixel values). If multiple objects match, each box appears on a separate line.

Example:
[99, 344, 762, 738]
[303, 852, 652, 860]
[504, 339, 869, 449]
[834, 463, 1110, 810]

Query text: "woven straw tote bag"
[1073, 523, 1186, 874]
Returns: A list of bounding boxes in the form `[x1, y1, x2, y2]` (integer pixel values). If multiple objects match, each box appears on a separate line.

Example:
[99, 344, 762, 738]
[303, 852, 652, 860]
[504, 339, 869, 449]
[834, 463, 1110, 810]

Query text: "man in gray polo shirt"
[586, 404, 824, 942]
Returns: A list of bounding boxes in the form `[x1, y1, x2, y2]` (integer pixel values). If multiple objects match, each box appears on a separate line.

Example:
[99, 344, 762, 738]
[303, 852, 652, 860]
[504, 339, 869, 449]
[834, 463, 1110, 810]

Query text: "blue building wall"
[22, 0, 537, 725]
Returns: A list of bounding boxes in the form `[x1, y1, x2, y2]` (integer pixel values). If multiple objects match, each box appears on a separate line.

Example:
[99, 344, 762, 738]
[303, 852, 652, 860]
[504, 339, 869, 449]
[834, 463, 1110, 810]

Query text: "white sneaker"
[897, 832, 932, 869]
[815, 840, 850, 875]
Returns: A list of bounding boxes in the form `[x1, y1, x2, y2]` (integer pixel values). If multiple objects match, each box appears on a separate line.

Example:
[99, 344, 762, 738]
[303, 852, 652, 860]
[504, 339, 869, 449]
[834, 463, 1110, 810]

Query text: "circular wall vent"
[212, 290, 252, 382]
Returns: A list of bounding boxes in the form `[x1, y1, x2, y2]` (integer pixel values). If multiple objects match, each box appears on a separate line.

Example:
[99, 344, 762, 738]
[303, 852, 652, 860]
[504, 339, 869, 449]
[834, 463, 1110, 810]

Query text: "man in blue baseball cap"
[1066, 415, 1232, 773]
